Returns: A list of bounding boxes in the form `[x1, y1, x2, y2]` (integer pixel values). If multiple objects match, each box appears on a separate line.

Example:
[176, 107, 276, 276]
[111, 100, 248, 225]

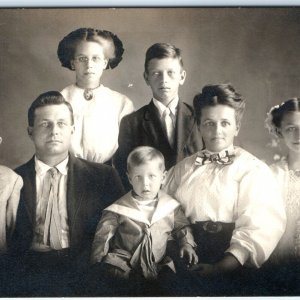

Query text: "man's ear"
[143, 72, 149, 86]
[27, 126, 33, 139]
[70, 60, 75, 70]
[179, 70, 186, 85]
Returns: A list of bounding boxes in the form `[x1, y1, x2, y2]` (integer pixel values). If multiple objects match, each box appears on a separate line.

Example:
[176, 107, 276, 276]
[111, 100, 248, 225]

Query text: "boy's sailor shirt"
[90, 191, 195, 278]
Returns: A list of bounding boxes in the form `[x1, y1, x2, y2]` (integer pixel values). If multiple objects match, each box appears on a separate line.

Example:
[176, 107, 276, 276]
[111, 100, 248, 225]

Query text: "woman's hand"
[188, 253, 241, 277]
[179, 243, 198, 266]
[188, 263, 217, 276]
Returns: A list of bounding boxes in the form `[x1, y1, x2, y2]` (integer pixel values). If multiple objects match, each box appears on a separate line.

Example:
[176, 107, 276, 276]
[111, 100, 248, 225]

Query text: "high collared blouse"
[163, 146, 286, 268]
[269, 159, 300, 263]
[61, 84, 134, 163]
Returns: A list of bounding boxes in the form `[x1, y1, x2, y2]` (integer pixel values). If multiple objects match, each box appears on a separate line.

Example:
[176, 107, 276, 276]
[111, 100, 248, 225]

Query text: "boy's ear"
[126, 172, 132, 185]
[143, 72, 149, 86]
[179, 70, 186, 85]
[27, 126, 33, 139]
[161, 170, 167, 185]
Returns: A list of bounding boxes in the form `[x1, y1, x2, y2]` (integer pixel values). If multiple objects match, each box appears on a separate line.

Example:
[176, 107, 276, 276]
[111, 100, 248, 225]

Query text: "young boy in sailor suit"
[90, 146, 197, 294]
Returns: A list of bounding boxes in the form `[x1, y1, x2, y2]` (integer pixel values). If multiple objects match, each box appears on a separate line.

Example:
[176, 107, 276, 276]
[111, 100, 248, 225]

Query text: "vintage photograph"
[0, 7, 299, 296]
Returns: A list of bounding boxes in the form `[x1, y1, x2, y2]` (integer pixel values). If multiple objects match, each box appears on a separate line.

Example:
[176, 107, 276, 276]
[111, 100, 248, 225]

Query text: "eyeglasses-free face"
[280, 111, 300, 154]
[199, 105, 240, 153]
[72, 41, 108, 88]
[28, 104, 74, 164]
[144, 57, 186, 106]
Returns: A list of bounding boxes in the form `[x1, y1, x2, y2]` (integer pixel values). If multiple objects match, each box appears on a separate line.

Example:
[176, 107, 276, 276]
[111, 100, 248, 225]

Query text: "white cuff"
[225, 244, 250, 266]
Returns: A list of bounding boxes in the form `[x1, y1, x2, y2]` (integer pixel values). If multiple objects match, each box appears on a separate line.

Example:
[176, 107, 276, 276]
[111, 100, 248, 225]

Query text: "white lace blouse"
[61, 84, 134, 163]
[270, 159, 300, 263]
[163, 146, 286, 268]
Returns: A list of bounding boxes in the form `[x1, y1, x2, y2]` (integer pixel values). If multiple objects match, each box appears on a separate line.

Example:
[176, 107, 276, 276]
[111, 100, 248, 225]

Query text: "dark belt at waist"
[192, 221, 235, 234]
[191, 221, 235, 264]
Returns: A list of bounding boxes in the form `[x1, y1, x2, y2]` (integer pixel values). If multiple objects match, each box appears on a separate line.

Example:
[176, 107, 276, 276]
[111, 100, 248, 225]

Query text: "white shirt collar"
[35, 155, 69, 176]
[152, 96, 179, 118]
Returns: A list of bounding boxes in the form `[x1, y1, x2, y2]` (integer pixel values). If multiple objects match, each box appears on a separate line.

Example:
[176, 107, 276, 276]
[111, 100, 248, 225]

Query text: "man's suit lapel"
[175, 101, 197, 155]
[22, 157, 37, 226]
[66, 155, 84, 238]
[142, 101, 172, 150]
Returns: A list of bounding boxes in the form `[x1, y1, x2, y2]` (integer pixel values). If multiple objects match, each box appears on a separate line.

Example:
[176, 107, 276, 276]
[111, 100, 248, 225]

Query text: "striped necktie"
[43, 167, 63, 250]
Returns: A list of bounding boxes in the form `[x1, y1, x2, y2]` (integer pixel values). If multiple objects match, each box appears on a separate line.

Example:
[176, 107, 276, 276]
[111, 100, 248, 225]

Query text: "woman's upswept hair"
[193, 83, 245, 125]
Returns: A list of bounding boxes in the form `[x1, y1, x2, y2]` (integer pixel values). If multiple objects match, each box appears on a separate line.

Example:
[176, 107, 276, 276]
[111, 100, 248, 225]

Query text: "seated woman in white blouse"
[163, 84, 286, 295]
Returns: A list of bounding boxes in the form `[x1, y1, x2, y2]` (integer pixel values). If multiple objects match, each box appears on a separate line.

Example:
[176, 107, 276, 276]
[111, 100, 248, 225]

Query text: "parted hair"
[144, 43, 184, 73]
[127, 146, 165, 173]
[57, 27, 124, 70]
[28, 91, 74, 126]
[193, 84, 245, 125]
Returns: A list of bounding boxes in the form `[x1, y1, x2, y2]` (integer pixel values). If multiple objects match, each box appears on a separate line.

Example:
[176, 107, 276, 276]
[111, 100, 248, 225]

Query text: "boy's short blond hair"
[144, 43, 183, 74]
[127, 146, 165, 173]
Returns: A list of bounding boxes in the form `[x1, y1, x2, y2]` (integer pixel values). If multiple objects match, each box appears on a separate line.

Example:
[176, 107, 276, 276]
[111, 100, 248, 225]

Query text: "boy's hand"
[179, 243, 198, 265]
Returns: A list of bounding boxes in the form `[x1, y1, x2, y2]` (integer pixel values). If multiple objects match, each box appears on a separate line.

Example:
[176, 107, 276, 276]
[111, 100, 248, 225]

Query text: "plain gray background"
[1, 7, 299, 168]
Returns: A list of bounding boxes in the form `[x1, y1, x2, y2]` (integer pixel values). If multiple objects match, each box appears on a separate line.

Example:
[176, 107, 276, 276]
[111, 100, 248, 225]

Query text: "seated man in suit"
[113, 43, 203, 191]
[10, 91, 124, 296]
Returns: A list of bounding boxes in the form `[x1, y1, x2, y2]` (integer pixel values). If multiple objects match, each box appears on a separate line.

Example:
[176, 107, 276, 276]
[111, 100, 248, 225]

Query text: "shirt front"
[32, 156, 70, 251]
[152, 96, 179, 120]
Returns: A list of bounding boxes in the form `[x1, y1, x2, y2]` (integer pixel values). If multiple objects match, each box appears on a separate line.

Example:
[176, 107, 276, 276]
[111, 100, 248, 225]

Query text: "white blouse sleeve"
[163, 165, 179, 197]
[119, 96, 135, 121]
[227, 163, 286, 268]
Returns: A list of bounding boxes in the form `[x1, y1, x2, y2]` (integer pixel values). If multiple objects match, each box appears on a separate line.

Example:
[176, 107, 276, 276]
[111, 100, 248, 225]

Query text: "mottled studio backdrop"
[0, 8, 300, 168]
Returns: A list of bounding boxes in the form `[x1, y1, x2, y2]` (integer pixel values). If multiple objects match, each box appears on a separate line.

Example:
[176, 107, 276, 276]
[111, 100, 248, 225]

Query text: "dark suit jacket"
[113, 100, 203, 190]
[11, 154, 125, 269]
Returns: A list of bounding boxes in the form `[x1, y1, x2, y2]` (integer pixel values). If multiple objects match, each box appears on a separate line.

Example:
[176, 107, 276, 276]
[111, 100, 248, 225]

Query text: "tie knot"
[164, 107, 171, 116]
[49, 167, 59, 178]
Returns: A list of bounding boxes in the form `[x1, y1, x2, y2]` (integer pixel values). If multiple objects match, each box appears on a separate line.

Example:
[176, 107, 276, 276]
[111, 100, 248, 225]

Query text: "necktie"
[163, 107, 175, 146]
[43, 168, 63, 250]
[195, 150, 235, 166]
